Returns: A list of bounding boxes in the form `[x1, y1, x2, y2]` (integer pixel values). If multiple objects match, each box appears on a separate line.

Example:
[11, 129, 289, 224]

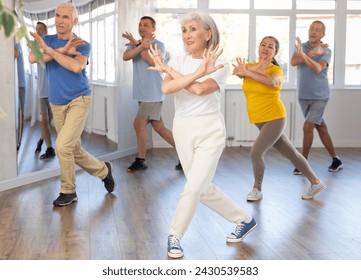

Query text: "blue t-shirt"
[296, 41, 332, 100]
[127, 39, 169, 102]
[15, 43, 26, 88]
[43, 34, 91, 105]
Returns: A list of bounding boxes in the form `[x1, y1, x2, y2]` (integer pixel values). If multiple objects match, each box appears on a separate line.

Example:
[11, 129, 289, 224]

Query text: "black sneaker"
[103, 161, 115, 193]
[175, 160, 183, 171]
[53, 192, 78, 207]
[328, 157, 343, 172]
[35, 138, 43, 153]
[127, 157, 147, 172]
[40, 147, 55, 160]
[293, 168, 302, 175]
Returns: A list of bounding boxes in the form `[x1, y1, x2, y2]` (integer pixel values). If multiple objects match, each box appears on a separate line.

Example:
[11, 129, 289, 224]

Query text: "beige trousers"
[50, 96, 107, 194]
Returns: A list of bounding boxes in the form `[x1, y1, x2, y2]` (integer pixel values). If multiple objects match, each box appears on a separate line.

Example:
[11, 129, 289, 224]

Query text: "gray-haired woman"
[148, 12, 256, 259]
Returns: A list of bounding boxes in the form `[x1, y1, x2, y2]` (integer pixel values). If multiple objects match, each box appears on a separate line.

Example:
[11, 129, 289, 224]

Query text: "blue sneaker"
[227, 218, 257, 243]
[167, 235, 184, 258]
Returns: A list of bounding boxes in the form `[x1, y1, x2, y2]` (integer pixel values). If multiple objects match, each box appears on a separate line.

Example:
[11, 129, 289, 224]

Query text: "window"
[295, 15, 335, 85]
[211, 14, 249, 85]
[296, 0, 336, 10]
[256, 16, 290, 83]
[209, 0, 249, 9]
[348, 1, 361, 9]
[157, 0, 197, 9]
[157, 0, 361, 88]
[254, 0, 291, 10]
[345, 14, 361, 85]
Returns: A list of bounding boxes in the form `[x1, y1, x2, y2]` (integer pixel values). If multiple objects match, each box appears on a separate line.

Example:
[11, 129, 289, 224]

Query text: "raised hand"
[310, 43, 329, 56]
[122, 32, 138, 46]
[256, 55, 273, 71]
[63, 37, 84, 56]
[147, 43, 168, 73]
[232, 57, 247, 78]
[295, 36, 303, 55]
[142, 33, 156, 49]
[198, 44, 224, 76]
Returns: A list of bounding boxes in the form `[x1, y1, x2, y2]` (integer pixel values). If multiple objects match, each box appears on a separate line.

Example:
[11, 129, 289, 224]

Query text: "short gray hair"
[181, 12, 220, 51]
[56, 2, 78, 20]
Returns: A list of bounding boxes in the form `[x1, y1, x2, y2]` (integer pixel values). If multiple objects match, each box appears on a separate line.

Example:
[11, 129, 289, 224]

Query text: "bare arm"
[299, 52, 327, 74]
[233, 57, 280, 88]
[28, 31, 85, 72]
[291, 36, 328, 74]
[246, 69, 280, 88]
[45, 48, 87, 74]
[148, 44, 224, 95]
[123, 33, 155, 65]
[121, 32, 138, 46]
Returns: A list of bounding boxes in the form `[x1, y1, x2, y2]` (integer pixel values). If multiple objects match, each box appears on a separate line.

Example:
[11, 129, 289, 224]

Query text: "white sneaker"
[302, 182, 326, 200]
[247, 188, 263, 201]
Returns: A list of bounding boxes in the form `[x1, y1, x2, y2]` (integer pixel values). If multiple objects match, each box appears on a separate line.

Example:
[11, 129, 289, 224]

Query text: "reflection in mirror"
[17, 120, 117, 175]
[17, 0, 119, 175]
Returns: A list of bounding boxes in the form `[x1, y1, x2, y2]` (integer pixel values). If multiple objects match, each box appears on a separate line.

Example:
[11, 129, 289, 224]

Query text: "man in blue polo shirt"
[291, 20, 343, 175]
[29, 2, 115, 206]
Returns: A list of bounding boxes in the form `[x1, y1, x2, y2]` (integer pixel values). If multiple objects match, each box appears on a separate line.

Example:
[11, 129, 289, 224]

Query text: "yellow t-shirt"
[242, 63, 286, 124]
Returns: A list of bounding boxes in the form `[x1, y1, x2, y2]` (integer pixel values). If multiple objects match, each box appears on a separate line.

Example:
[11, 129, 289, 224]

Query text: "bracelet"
[136, 42, 141, 47]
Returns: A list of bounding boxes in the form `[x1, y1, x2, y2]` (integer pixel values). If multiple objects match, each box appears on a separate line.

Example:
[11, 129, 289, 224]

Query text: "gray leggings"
[252, 118, 316, 188]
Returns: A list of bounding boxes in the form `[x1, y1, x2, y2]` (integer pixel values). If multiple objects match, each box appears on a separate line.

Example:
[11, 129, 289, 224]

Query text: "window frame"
[156, 0, 361, 89]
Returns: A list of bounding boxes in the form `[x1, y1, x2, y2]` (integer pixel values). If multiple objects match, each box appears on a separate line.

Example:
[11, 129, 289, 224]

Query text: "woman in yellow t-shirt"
[233, 36, 325, 201]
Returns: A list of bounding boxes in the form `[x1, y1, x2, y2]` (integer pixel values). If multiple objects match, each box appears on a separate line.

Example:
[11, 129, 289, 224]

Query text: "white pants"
[169, 112, 251, 239]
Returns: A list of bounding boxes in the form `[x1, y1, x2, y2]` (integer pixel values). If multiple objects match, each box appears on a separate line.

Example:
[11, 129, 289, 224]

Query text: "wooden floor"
[1, 146, 361, 260]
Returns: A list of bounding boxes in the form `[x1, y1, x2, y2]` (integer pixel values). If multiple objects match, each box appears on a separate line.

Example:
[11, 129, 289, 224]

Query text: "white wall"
[0, 0, 17, 181]
[117, 0, 156, 154]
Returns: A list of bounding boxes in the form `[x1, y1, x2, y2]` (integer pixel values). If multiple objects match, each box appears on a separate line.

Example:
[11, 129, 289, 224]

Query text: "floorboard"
[0, 146, 361, 260]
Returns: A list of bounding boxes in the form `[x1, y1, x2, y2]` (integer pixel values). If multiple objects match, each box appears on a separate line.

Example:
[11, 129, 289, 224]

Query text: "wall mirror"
[16, 0, 119, 176]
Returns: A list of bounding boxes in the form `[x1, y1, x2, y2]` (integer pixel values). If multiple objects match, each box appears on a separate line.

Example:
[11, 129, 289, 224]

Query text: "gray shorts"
[136, 101, 163, 121]
[299, 99, 328, 126]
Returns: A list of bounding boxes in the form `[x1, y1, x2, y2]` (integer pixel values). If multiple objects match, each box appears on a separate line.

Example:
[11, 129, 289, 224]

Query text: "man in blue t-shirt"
[122, 16, 181, 172]
[29, 3, 115, 206]
[291, 20, 343, 174]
